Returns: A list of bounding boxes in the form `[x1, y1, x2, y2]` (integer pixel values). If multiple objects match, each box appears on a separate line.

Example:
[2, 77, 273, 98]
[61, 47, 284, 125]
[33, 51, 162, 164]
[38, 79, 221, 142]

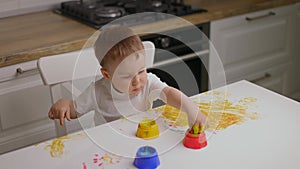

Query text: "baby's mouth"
[129, 89, 141, 97]
[133, 87, 141, 92]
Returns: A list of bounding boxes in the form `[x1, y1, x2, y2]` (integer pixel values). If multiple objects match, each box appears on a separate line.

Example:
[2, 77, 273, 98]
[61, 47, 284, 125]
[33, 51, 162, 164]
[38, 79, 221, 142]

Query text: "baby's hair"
[94, 25, 144, 67]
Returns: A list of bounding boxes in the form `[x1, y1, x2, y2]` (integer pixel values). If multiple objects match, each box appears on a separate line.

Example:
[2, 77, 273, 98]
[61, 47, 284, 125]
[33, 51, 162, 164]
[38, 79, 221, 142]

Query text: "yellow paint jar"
[136, 119, 159, 139]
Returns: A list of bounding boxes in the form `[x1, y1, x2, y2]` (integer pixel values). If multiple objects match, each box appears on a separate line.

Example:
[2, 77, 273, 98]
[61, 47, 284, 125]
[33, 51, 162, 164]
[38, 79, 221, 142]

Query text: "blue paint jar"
[133, 146, 160, 169]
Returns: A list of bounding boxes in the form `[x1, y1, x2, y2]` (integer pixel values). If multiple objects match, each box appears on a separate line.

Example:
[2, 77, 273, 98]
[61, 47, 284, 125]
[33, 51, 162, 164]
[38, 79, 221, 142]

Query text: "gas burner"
[54, 0, 207, 29]
[145, 1, 168, 13]
[95, 7, 125, 18]
[84, 4, 97, 9]
[151, 1, 162, 8]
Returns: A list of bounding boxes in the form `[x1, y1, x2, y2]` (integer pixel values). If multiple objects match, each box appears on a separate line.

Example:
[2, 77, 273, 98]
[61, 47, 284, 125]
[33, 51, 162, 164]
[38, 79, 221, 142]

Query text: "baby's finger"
[65, 111, 71, 121]
[48, 110, 54, 120]
[59, 111, 65, 126]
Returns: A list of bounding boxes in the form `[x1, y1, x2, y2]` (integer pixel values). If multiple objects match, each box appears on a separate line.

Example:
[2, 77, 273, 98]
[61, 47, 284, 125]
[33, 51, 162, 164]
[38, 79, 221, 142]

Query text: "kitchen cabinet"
[0, 60, 56, 154]
[209, 4, 297, 98]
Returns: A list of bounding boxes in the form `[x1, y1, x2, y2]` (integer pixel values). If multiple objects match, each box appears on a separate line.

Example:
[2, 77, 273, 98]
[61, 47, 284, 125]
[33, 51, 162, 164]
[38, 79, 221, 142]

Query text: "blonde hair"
[94, 25, 144, 67]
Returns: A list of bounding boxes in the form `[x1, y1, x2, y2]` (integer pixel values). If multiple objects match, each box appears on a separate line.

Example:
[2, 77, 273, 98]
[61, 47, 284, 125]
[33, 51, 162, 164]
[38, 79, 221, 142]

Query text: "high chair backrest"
[38, 41, 155, 137]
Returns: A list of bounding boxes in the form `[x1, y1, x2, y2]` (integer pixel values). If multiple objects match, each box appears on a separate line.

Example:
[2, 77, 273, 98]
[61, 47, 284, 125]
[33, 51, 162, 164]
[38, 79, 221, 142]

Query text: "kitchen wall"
[0, 0, 64, 18]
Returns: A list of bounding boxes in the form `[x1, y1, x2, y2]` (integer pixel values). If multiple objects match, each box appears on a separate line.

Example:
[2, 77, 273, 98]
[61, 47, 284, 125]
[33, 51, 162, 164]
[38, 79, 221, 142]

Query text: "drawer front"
[219, 18, 289, 67]
[0, 60, 38, 84]
[211, 4, 295, 66]
[227, 63, 291, 95]
[209, 4, 296, 89]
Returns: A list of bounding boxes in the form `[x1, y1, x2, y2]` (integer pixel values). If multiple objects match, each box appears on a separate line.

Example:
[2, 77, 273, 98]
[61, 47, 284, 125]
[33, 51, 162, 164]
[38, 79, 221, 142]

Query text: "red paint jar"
[183, 130, 207, 149]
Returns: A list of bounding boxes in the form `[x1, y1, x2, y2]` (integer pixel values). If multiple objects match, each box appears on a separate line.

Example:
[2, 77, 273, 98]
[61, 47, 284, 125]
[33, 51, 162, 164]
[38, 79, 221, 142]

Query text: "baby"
[48, 25, 208, 128]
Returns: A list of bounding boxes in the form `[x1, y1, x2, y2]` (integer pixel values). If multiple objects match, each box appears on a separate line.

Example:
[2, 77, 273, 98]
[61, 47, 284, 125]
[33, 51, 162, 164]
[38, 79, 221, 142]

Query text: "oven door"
[143, 23, 210, 107]
[148, 49, 209, 97]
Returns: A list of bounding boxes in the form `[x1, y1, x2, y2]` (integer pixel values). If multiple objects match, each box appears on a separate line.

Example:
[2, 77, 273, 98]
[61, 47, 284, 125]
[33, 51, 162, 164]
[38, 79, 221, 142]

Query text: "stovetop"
[54, 0, 207, 29]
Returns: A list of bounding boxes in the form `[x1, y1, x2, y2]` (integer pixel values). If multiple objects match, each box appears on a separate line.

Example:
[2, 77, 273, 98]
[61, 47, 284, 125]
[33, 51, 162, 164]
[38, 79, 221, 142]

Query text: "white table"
[1, 80, 300, 169]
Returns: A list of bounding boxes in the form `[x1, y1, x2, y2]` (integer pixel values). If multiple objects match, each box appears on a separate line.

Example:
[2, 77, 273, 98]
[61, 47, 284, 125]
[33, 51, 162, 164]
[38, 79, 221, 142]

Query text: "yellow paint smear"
[93, 153, 122, 168]
[156, 105, 188, 128]
[197, 97, 259, 130]
[157, 92, 259, 131]
[43, 133, 85, 158]
[101, 154, 121, 164]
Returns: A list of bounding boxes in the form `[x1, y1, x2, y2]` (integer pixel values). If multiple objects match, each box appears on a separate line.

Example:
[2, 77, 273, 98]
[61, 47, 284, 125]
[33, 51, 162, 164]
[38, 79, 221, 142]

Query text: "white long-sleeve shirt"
[75, 73, 167, 125]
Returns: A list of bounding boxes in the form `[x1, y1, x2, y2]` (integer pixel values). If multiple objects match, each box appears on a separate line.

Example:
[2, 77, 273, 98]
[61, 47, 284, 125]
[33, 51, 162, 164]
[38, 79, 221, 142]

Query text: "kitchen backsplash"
[0, 0, 64, 18]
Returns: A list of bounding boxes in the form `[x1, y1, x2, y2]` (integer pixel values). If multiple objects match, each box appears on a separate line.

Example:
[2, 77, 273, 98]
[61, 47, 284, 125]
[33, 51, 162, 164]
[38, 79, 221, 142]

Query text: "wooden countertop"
[0, 0, 299, 68]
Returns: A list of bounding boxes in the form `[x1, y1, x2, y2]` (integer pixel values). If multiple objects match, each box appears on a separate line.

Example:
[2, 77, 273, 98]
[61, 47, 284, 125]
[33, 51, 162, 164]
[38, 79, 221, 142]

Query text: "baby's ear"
[101, 68, 111, 80]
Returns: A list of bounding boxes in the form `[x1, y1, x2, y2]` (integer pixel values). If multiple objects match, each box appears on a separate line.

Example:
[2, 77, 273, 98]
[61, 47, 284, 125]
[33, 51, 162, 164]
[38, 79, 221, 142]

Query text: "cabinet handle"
[16, 67, 38, 75]
[245, 11, 275, 21]
[0, 68, 39, 83]
[152, 49, 209, 68]
[250, 73, 271, 83]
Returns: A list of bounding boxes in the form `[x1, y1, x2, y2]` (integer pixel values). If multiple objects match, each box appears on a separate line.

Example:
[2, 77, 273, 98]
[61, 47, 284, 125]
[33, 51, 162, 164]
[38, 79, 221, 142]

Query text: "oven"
[142, 23, 209, 103]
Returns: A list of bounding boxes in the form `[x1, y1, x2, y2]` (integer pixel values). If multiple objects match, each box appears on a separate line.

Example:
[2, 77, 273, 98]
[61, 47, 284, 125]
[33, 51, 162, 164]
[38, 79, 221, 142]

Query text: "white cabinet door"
[230, 63, 291, 95]
[209, 4, 296, 95]
[0, 60, 56, 154]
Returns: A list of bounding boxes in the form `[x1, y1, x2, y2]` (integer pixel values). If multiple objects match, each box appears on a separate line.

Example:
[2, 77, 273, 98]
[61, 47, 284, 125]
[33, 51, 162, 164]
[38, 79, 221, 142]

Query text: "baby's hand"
[190, 110, 209, 130]
[48, 99, 74, 126]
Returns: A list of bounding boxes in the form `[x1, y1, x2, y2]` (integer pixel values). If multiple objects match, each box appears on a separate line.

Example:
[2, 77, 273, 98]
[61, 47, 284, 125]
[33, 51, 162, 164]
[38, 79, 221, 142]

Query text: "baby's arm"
[48, 98, 78, 126]
[160, 86, 208, 128]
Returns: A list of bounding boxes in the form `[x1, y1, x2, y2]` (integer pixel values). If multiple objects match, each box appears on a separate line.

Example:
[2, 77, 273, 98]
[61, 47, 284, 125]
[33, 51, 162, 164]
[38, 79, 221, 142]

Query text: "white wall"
[0, 0, 65, 18]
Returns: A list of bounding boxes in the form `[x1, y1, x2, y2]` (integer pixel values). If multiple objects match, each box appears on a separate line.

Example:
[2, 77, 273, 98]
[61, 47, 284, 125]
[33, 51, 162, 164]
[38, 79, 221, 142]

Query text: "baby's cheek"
[141, 74, 148, 85]
[113, 79, 131, 92]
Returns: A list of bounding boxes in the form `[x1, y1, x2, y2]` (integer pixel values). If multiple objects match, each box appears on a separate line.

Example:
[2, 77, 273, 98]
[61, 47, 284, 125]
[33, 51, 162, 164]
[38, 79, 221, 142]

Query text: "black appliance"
[54, 0, 207, 29]
[144, 23, 209, 102]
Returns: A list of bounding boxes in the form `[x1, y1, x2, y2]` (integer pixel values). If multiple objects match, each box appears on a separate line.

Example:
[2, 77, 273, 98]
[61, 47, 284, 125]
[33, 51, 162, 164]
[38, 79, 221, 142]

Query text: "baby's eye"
[138, 69, 146, 74]
[121, 76, 131, 79]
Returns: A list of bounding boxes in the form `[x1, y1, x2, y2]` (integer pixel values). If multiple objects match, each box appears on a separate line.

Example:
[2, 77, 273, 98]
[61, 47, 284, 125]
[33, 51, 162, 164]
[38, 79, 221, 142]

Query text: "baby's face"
[110, 52, 147, 96]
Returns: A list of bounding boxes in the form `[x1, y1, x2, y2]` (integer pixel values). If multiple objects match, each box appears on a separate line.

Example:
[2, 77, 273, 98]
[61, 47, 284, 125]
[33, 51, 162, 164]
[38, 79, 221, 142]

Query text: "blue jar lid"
[134, 146, 160, 169]
[136, 146, 157, 158]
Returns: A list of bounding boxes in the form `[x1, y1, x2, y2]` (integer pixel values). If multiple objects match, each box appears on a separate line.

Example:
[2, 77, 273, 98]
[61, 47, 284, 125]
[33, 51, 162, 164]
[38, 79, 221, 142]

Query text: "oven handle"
[152, 49, 209, 68]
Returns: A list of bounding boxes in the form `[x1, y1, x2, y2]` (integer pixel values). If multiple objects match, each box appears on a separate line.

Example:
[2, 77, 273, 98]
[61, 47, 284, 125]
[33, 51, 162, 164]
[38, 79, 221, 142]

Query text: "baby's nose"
[131, 75, 140, 85]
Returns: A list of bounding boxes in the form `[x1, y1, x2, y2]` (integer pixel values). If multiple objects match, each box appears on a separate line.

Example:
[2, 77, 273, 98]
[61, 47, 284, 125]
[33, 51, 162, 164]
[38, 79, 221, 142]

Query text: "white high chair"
[38, 41, 155, 137]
